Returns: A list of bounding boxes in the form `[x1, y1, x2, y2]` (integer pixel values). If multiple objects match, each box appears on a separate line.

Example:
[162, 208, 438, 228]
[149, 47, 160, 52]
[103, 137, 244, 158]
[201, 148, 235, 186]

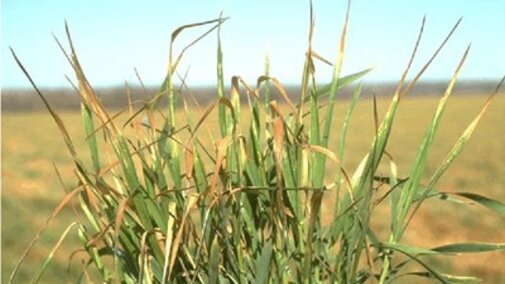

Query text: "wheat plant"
[9, 1, 505, 283]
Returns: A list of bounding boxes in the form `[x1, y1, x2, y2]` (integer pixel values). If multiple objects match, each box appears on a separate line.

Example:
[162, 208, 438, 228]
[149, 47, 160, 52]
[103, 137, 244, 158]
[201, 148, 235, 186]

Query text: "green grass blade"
[396, 45, 471, 239]
[316, 0, 351, 188]
[81, 103, 101, 172]
[30, 223, 79, 284]
[379, 243, 438, 256]
[339, 83, 363, 160]
[217, 14, 227, 137]
[423, 191, 505, 217]
[378, 243, 450, 284]
[393, 272, 481, 283]
[332, 84, 363, 220]
[254, 239, 273, 284]
[404, 74, 503, 230]
[433, 242, 505, 254]
[264, 52, 271, 116]
[450, 192, 505, 216]
[306, 68, 372, 104]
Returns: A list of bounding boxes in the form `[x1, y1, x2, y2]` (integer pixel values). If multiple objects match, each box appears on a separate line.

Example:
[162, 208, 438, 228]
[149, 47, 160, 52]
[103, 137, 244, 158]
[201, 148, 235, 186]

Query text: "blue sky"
[2, 0, 504, 89]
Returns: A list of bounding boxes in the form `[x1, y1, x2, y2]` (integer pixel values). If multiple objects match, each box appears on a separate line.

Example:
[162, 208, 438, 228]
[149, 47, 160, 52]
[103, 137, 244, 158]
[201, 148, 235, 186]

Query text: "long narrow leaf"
[433, 242, 505, 254]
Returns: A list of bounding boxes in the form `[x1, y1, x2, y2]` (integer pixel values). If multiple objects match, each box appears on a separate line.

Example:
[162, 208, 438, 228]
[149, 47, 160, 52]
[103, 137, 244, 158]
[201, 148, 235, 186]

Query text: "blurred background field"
[2, 87, 504, 283]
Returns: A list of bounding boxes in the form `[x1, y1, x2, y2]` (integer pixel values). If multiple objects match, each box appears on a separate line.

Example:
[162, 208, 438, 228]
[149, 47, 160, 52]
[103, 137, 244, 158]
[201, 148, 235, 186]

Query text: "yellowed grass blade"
[167, 194, 199, 279]
[208, 136, 234, 197]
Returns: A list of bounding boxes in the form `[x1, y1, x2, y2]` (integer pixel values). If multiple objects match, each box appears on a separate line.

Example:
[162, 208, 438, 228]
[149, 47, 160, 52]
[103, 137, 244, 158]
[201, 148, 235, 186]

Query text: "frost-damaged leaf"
[184, 145, 194, 179]
[114, 198, 130, 242]
[167, 194, 199, 280]
[272, 117, 285, 169]
[64, 22, 117, 132]
[170, 16, 229, 72]
[171, 18, 226, 44]
[433, 242, 505, 254]
[208, 136, 234, 196]
[258, 76, 296, 112]
[10, 48, 78, 158]
[304, 144, 341, 165]
[161, 202, 177, 284]
[185, 96, 235, 145]
[304, 190, 324, 276]
[139, 229, 163, 282]
[310, 50, 333, 66]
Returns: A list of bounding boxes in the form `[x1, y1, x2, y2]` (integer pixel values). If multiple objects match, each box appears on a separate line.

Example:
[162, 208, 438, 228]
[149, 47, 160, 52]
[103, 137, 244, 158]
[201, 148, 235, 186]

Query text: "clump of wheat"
[9, 1, 505, 283]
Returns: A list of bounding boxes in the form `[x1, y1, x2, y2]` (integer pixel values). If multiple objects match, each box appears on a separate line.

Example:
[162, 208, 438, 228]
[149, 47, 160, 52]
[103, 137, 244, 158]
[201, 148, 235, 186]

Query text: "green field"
[2, 94, 505, 283]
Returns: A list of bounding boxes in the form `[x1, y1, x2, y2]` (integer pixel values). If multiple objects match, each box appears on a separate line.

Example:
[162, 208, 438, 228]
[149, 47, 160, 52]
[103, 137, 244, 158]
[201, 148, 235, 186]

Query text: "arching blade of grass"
[419, 190, 505, 217]
[30, 223, 79, 284]
[385, 242, 505, 283]
[9, 48, 78, 159]
[8, 187, 83, 283]
[448, 193, 505, 216]
[378, 243, 451, 284]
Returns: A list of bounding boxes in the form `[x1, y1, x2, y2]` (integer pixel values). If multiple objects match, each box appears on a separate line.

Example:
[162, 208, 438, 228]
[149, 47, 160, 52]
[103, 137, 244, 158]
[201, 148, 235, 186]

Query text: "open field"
[2, 93, 505, 283]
